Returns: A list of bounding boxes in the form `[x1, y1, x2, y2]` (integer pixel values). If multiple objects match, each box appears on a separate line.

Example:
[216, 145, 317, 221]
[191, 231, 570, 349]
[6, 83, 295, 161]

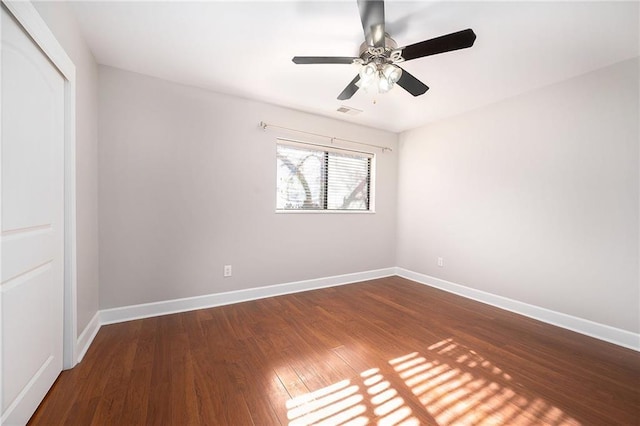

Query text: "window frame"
[275, 138, 376, 214]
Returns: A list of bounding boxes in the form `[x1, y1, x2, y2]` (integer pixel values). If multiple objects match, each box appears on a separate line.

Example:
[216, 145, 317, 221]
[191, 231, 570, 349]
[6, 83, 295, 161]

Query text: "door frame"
[1, 0, 78, 369]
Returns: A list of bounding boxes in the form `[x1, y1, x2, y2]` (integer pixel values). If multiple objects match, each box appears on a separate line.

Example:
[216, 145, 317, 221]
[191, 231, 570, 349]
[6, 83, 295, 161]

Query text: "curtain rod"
[259, 121, 392, 153]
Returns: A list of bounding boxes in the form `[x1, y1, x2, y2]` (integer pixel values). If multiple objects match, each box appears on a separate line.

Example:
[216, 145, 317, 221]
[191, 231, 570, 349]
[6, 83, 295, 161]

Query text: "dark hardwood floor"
[29, 277, 640, 425]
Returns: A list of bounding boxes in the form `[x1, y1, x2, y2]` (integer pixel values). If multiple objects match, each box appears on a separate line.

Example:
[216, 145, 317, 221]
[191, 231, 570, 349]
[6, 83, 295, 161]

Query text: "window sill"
[275, 209, 375, 215]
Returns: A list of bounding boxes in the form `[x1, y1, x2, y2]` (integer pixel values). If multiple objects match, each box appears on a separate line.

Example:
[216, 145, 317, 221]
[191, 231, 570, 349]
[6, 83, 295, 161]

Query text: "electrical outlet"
[223, 264, 232, 277]
[437, 257, 444, 267]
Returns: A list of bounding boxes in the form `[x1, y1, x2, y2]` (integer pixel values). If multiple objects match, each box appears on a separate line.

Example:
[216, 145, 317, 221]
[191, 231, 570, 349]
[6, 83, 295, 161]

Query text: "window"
[276, 139, 374, 212]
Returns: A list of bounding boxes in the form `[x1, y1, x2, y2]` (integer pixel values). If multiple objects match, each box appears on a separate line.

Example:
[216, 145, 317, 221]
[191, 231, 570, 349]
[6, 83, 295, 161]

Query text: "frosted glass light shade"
[382, 64, 402, 83]
[356, 63, 402, 94]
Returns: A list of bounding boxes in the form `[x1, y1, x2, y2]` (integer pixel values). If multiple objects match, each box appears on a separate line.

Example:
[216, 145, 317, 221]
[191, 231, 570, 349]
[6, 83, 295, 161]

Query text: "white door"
[1, 3, 66, 425]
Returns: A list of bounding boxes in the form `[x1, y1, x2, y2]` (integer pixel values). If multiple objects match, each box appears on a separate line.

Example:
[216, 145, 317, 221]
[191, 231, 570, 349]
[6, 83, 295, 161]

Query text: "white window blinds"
[276, 140, 373, 211]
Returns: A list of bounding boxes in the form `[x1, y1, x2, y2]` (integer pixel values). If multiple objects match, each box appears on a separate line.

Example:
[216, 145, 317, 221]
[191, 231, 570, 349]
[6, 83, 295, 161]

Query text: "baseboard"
[75, 312, 101, 364]
[100, 267, 396, 325]
[396, 267, 640, 351]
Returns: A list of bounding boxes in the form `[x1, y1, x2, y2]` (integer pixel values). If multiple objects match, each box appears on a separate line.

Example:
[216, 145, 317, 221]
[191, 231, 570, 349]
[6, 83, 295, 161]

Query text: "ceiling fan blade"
[357, 0, 385, 48]
[396, 67, 429, 97]
[337, 75, 361, 100]
[401, 29, 476, 61]
[292, 56, 358, 64]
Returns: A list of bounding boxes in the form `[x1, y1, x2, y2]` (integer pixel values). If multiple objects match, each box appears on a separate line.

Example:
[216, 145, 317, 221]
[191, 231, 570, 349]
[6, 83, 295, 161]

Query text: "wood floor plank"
[119, 366, 152, 425]
[28, 277, 640, 425]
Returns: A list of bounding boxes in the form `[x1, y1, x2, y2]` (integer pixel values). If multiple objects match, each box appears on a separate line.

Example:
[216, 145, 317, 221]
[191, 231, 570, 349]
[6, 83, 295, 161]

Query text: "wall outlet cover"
[223, 265, 232, 277]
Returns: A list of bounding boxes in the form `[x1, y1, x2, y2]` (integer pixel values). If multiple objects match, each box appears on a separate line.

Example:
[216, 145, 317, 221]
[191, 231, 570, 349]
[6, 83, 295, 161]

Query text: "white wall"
[98, 66, 398, 309]
[33, 2, 100, 335]
[31, 1, 639, 343]
[397, 58, 639, 333]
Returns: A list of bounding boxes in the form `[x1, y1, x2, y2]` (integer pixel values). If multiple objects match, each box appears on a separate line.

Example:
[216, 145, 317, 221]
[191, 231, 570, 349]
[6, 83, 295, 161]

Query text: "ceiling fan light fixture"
[382, 63, 402, 84]
[358, 63, 376, 79]
[356, 62, 377, 90]
[378, 75, 392, 93]
[358, 63, 402, 94]
[380, 63, 402, 93]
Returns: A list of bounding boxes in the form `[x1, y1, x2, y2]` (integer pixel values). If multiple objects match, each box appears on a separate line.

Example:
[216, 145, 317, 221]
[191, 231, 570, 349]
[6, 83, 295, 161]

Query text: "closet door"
[1, 4, 65, 424]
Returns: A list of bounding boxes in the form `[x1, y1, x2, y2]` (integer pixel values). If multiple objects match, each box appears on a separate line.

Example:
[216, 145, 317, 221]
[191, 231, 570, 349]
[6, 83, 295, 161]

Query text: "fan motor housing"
[358, 34, 402, 64]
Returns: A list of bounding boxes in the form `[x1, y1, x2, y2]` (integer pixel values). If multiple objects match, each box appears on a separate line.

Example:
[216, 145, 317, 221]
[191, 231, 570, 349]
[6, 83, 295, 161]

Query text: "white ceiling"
[69, 1, 639, 133]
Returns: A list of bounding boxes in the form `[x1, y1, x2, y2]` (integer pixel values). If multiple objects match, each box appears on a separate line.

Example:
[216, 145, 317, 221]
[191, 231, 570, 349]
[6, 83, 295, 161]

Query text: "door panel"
[1, 4, 65, 424]
[2, 228, 53, 284]
[2, 264, 57, 407]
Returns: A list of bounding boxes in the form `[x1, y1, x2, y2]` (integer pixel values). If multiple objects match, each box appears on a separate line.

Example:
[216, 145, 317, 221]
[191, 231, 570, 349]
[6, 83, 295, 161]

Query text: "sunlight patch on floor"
[286, 337, 581, 425]
[286, 367, 419, 425]
[389, 339, 581, 425]
[286, 379, 365, 426]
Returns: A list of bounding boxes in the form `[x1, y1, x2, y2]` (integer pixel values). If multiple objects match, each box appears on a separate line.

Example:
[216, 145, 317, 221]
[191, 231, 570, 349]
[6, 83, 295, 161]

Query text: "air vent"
[336, 105, 362, 116]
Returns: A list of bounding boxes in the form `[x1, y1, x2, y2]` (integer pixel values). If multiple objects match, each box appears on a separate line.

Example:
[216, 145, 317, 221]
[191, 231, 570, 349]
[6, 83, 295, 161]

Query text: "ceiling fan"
[292, 0, 476, 100]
